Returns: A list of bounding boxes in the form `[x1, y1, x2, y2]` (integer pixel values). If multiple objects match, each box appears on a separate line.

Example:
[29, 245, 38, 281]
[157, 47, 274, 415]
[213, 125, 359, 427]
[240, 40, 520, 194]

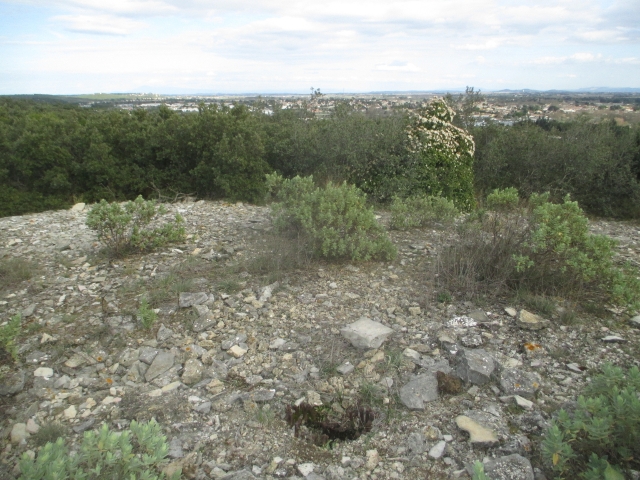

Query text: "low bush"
[485, 187, 519, 212]
[0, 313, 21, 363]
[86, 196, 185, 257]
[541, 363, 640, 479]
[389, 194, 458, 230]
[19, 419, 179, 480]
[436, 188, 640, 308]
[267, 174, 396, 261]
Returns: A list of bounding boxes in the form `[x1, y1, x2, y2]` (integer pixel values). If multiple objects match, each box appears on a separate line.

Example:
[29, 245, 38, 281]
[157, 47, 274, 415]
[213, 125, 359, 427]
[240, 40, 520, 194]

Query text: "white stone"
[11, 423, 28, 443]
[428, 440, 447, 459]
[297, 463, 315, 476]
[504, 307, 517, 317]
[64, 405, 77, 419]
[455, 415, 498, 446]
[26, 419, 40, 434]
[33, 367, 53, 378]
[366, 449, 380, 470]
[402, 348, 421, 361]
[70, 203, 86, 212]
[228, 345, 247, 358]
[514, 395, 534, 410]
[341, 317, 393, 349]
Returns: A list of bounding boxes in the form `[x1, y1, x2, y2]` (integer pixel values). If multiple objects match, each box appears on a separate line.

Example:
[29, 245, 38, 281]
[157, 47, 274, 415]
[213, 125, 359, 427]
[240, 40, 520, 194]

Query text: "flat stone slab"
[456, 349, 498, 385]
[517, 310, 549, 330]
[499, 369, 541, 399]
[483, 454, 534, 480]
[455, 415, 499, 446]
[179, 292, 208, 308]
[192, 313, 217, 333]
[145, 351, 175, 382]
[341, 317, 393, 349]
[399, 374, 439, 410]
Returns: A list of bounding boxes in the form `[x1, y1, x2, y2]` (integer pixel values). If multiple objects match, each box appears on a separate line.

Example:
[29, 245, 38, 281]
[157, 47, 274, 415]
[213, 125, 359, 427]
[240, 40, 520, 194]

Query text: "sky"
[1, 0, 639, 95]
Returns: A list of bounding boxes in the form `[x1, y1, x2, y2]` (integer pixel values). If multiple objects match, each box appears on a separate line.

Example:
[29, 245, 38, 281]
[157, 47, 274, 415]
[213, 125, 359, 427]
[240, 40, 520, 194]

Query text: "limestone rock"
[11, 423, 28, 443]
[181, 358, 204, 386]
[179, 292, 208, 308]
[483, 454, 535, 480]
[517, 310, 549, 330]
[456, 349, 498, 385]
[145, 351, 175, 382]
[499, 369, 541, 399]
[399, 374, 439, 410]
[341, 317, 393, 349]
[455, 415, 499, 446]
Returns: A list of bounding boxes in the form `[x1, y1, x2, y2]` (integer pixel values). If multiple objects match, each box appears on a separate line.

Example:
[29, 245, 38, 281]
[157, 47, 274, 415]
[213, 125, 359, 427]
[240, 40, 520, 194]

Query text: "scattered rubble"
[0, 200, 639, 479]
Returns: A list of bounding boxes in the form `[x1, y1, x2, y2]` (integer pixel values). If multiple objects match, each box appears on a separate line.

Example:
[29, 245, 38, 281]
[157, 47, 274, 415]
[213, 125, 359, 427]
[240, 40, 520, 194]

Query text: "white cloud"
[52, 14, 146, 35]
[375, 61, 420, 72]
[532, 52, 602, 65]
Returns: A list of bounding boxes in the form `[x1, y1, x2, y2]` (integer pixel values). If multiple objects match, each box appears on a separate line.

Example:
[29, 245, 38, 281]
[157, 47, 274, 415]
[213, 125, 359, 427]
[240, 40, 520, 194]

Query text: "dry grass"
[0, 256, 38, 291]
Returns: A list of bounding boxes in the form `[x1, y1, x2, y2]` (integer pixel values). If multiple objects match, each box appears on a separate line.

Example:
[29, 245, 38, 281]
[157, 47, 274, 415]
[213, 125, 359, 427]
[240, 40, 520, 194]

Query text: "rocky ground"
[1, 200, 640, 480]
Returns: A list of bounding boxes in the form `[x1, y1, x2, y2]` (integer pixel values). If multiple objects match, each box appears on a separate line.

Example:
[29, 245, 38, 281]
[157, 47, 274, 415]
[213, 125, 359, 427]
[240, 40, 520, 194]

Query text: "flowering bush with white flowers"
[405, 99, 476, 210]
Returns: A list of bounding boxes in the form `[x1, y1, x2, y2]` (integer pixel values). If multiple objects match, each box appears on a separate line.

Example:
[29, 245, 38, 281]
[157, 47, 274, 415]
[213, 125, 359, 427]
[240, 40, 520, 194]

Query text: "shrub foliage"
[267, 174, 396, 261]
[19, 419, 179, 480]
[436, 188, 640, 308]
[86, 196, 185, 257]
[389, 194, 458, 230]
[542, 363, 640, 479]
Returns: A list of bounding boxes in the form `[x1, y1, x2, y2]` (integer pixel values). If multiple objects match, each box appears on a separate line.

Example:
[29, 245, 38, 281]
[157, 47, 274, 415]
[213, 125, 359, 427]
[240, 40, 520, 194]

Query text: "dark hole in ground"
[285, 402, 375, 446]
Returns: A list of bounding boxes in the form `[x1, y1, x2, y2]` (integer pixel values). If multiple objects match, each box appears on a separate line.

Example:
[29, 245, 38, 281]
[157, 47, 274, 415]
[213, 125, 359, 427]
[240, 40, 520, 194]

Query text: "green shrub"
[137, 297, 157, 330]
[19, 419, 179, 480]
[541, 364, 640, 479]
[486, 187, 519, 212]
[472, 461, 491, 480]
[436, 189, 640, 308]
[389, 194, 458, 230]
[268, 174, 396, 261]
[0, 313, 21, 362]
[86, 196, 185, 257]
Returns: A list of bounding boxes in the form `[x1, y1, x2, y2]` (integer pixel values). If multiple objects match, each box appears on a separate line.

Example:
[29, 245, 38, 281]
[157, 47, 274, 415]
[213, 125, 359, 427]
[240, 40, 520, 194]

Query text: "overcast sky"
[1, 0, 639, 95]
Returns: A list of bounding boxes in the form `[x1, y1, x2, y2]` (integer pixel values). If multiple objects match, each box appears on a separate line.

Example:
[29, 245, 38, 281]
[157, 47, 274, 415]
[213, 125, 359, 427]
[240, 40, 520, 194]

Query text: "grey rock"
[629, 315, 640, 329]
[156, 325, 174, 342]
[179, 292, 208, 308]
[181, 358, 204, 386]
[468, 309, 489, 323]
[483, 454, 535, 480]
[428, 440, 447, 459]
[239, 389, 276, 403]
[73, 418, 96, 434]
[336, 362, 354, 375]
[269, 338, 286, 350]
[0, 369, 25, 396]
[168, 437, 184, 459]
[456, 348, 498, 385]
[461, 334, 483, 348]
[340, 317, 394, 349]
[399, 374, 439, 410]
[206, 360, 229, 380]
[406, 432, 426, 455]
[119, 348, 140, 367]
[499, 369, 541, 399]
[145, 351, 175, 382]
[139, 346, 159, 365]
[22, 303, 37, 317]
[219, 470, 257, 480]
[194, 401, 212, 414]
[192, 304, 210, 317]
[193, 313, 217, 333]
[26, 350, 49, 364]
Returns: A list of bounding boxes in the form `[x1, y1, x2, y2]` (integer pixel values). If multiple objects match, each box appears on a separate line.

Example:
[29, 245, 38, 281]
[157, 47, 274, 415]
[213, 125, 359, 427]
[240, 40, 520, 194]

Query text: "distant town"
[6, 90, 640, 125]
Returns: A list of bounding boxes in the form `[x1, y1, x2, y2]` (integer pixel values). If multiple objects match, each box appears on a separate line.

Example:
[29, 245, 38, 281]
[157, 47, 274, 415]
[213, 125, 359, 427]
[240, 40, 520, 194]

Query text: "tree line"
[1, 97, 639, 218]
